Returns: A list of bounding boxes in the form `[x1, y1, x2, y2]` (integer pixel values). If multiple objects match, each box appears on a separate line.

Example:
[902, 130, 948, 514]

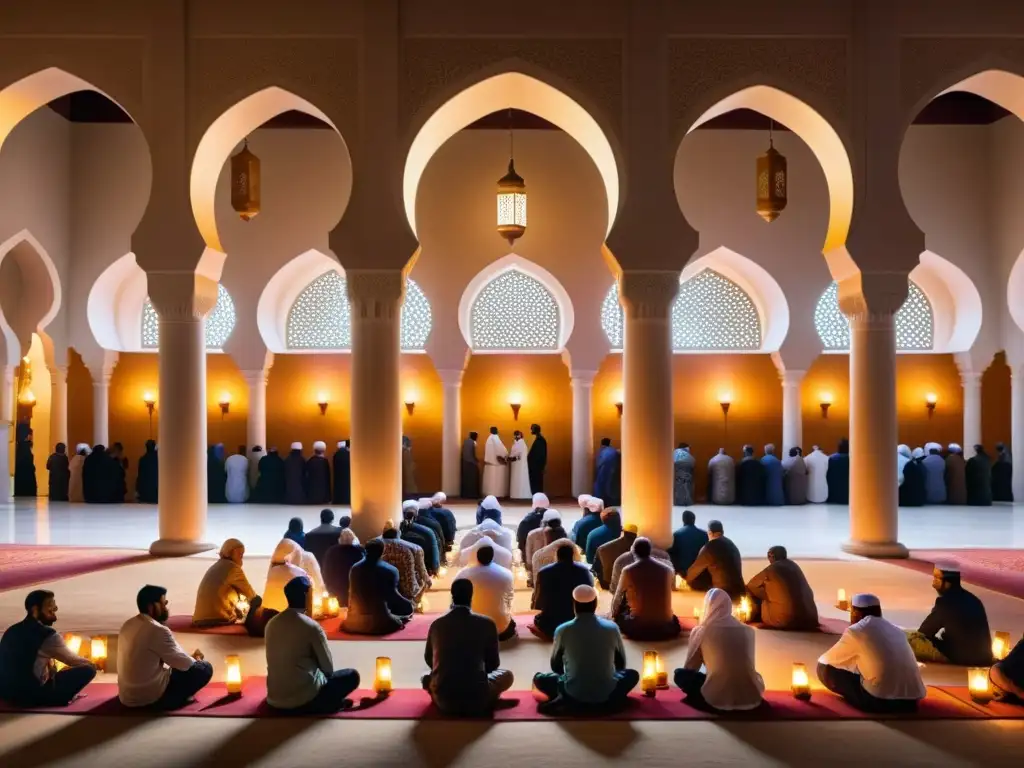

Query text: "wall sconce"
[18, 389, 36, 406]
[404, 400, 416, 416]
[718, 393, 732, 416]
[925, 393, 937, 418]
[615, 401, 623, 417]
[143, 392, 157, 439]
[819, 392, 832, 419]
[219, 393, 231, 417]
[317, 393, 329, 416]
[509, 395, 522, 421]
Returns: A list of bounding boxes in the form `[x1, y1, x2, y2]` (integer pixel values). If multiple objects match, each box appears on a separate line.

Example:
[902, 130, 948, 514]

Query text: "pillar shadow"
[554, 720, 639, 758]
[0, 713, 150, 768]
[195, 717, 320, 768]
[411, 720, 495, 768]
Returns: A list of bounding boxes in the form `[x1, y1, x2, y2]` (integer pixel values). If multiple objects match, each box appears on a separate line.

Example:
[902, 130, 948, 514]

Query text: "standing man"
[707, 449, 736, 505]
[481, 427, 509, 499]
[508, 431, 531, 499]
[284, 442, 307, 505]
[528, 423, 548, 495]
[225, 445, 250, 504]
[256, 447, 286, 504]
[761, 444, 784, 506]
[46, 443, 70, 502]
[966, 445, 993, 506]
[593, 438, 619, 504]
[781, 447, 807, 505]
[248, 445, 265, 493]
[804, 445, 829, 504]
[461, 431, 481, 499]
[332, 440, 351, 505]
[736, 445, 765, 506]
[306, 441, 332, 505]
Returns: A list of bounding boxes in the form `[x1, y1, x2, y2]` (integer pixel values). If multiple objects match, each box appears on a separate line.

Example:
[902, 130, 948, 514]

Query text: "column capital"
[436, 368, 464, 387]
[837, 272, 909, 321]
[618, 270, 680, 320]
[959, 370, 982, 388]
[147, 271, 219, 321]
[778, 368, 806, 387]
[346, 269, 405, 321]
[240, 369, 269, 387]
[48, 364, 69, 382]
[570, 370, 598, 386]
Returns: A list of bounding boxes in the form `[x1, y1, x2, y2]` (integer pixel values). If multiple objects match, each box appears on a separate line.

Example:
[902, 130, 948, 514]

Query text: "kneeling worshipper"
[685, 520, 745, 599]
[736, 445, 765, 506]
[945, 443, 967, 505]
[966, 444, 993, 506]
[534, 584, 640, 714]
[610, 537, 681, 641]
[118, 585, 214, 709]
[609, 538, 671, 594]
[413, 498, 447, 567]
[266, 576, 360, 713]
[192, 538, 261, 633]
[248, 445, 264, 490]
[673, 443, 696, 506]
[530, 542, 594, 640]
[781, 447, 808, 505]
[826, 439, 851, 504]
[667, 509, 709, 580]
[323, 528, 364, 608]
[531, 519, 583, 578]
[517, 492, 550, 558]
[225, 445, 250, 504]
[423, 578, 514, 716]
[923, 442, 947, 504]
[263, 539, 312, 614]
[572, 495, 605, 550]
[674, 588, 764, 712]
[991, 637, 1024, 703]
[460, 530, 514, 570]
[306, 441, 332, 505]
[459, 544, 517, 641]
[255, 447, 286, 503]
[761, 444, 785, 506]
[284, 442, 307, 505]
[906, 565, 993, 666]
[476, 493, 504, 526]
[595, 522, 639, 591]
[526, 509, 563, 579]
[427, 492, 457, 550]
[993, 442, 1013, 502]
[381, 525, 429, 602]
[342, 540, 414, 635]
[0, 590, 96, 707]
[707, 448, 736, 505]
[817, 593, 926, 713]
[46, 443, 70, 501]
[744, 546, 818, 630]
[284, 517, 306, 548]
[68, 444, 90, 503]
[462, 502, 514, 553]
[135, 440, 158, 504]
[585, 508, 623, 565]
[900, 446, 927, 506]
[304, 508, 344, 566]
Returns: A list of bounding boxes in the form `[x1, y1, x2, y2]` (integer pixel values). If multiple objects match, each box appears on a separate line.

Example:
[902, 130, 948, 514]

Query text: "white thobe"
[804, 449, 830, 504]
[460, 519, 514, 552]
[481, 434, 509, 498]
[458, 537, 514, 569]
[818, 616, 926, 701]
[508, 438, 531, 499]
[457, 562, 515, 633]
[225, 454, 250, 503]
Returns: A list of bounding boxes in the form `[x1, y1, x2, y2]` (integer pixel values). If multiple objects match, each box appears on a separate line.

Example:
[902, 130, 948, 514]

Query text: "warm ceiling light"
[496, 108, 527, 247]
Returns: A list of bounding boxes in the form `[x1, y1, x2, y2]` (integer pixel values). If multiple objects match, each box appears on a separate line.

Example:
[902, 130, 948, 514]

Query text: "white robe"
[481, 434, 509, 498]
[508, 438, 531, 499]
[225, 454, 250, 503]
[804, 449, 830, 504]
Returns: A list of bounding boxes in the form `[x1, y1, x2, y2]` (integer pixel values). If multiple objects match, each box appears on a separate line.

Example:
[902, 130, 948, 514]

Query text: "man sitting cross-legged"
[610, 537, 681, 641]
[533, 584, 640, 714]
[530, 542, 594, 640]
[0, 590, 96, 707]
[342, 539, 414, 635]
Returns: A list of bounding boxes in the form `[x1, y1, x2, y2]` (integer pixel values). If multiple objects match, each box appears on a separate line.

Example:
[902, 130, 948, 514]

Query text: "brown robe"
[744, 558, 818, 630]
[945, 451, 967, 506]
[611, 556, 680, 640]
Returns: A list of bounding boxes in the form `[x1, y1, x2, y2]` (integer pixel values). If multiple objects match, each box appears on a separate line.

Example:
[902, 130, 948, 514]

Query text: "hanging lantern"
[496, 108, 527, 246]
[231, 139, 261, 222]
[756, 121, 787, 223]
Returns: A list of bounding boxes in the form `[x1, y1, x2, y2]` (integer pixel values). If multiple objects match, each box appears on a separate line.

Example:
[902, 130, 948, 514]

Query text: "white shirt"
[804, 449, 830, 504]
[265, 608, 332, 709]
[117, 614, 195, 707]
[818, 615, 927, 701]
[460, 519, 514, 552]
[458, 536, 513, 569]
[263, 562, 308, 613]
[457, 562, 514, 632]
[684, 619, 765, 711]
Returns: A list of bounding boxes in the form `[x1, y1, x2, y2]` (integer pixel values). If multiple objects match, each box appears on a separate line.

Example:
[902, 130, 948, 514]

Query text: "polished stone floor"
[3, 497, 1024, 557]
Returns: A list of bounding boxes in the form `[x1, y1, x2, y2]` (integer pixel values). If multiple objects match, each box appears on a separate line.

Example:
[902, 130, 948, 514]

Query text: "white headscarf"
[697, 587, 735, 631]
[401, 499, 418, 513]
[897, 444, 912, 459]
[541, 509, 562, 524]
[948, 443, 962, 454]
[481, 495, 502, 512]
[532, 492, 550, 508]
[339, 528, 359, 546]
[432, 491, 447, 504]
[271, 538, 302, 566]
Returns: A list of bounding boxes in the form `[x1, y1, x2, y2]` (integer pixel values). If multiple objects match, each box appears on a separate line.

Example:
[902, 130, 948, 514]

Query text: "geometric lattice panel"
[814, 280, 933, 351]
[141, 283, 236, 350]
[470, 268, 560, 350]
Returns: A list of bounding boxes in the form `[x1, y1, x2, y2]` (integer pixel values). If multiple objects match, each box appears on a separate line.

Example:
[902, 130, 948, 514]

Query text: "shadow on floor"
[0, 712, 150, 768]
[196, 716, 320, 767]
[411, 719, 495, 768]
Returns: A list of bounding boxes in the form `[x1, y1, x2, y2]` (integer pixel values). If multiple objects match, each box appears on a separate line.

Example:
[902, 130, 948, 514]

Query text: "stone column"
[241, 369, 268, 450]
[0, 364, 12, 500]
[960, 370, 982, 455]
[348, 270, 404, 542]
[49, 364, 68, 448]
[570, 370, 597, 498]
[1013, 365, 1024, 502]
[147, 274, 217, 556]
[619, 271, 679, 548]
[437, 368, 463, 497]
[843, 287, 907, 558]
[779, 369, 805, 454]
[92, 371, 112, 446]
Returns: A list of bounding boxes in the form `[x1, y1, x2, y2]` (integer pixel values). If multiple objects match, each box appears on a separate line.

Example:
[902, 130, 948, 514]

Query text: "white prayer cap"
[898, 444, 911, 458]
[432, 491, 447, 503]
[912, 447, 925, 459]
[75, 443, 90, 454]
[313, 441, 326, 452]
[948, 443, 962, 454]
[532, 492, 550, 508]
[935, 562, 961, 575]
[290, 442, 303, 451]
[541, 509, 562, 523]
[572, 584, 598, 603]
[337, 441, 345, 449]
[481, 495, 501, 511]
[577, 494, 592, 509]
[925, 441, 942, 454]
[851, 593, 880, 609]
[401, 499, 418, 512]
[585, 497, 605, 513]
[417, 497, 432, 510]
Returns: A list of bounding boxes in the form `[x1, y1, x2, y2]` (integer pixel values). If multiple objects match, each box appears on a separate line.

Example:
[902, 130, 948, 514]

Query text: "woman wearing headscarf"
[192, 538, 257, 627]
[323, 529, 365, 608]
[68, 444, 90, 503]
[674, 588, 765, 711]
[263, 539, 309, 613]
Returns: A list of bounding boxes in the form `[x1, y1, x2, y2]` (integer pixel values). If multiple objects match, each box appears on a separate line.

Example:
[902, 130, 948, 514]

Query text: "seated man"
[342, 540, 414, 635]
[531, 542, 594, 639]
[571, 496, 604, 550]
[0, 590, 96, 707]
[266, 576, 360, 713]
[458, 533, 514, 570]
[475, 494, 504, 525]
[303, 509, 343, 566]
[458, 544, 516, 641]
[380, 526, 427, 602]
[817, 593, 926, 713]
[401, 501, 441, 576]
[595, 523, 638, 591]
[991, 637, 1024, 703]
[423, 578, 515, 716]
[525, 510, 562, 576]
[667, 510, 708, 578]
[461, 508, 515, 553]
[192, 538, 257, 628]
[611, 538, 681, 641]
[322, 529, 365, 608]
[531, 522, 582, 581]
[608, 539, 671, 594]
[517, 492, 550, 558]
[415, 498, 447, 565]
[744, 546, 819, 631]
[685, 520, 745, 599]
[427, 492, 457, 551]
[585, 508, 623, 566]
[118, 585, 213, 709]
[534, 584, 639, 714]
[907, 565, 993, 666]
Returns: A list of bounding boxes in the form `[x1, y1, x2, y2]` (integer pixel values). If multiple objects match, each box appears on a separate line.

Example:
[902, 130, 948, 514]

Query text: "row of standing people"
[206, 441, 352, 505]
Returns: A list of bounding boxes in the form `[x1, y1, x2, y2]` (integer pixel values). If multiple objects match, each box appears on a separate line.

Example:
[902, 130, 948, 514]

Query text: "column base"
[149, 538, 216, 557]
[841, 540, 909, 559]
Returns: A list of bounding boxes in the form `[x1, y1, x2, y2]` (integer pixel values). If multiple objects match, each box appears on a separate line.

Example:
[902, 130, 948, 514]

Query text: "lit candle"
[417, 596, 430, 613]
[375, 656, 393, 694]
[655, 653, 668, 689]
[836, 588, 849, 611]
[992, 631, 1011, 662]
[90, 636, 108, 671]
[674, 574, 684, 590]
[968, 667, 992, 704]
[641, 650, 658, 697]
[791, 662, 811, 701]
[735, 596, 752, 623]
[225, 654, 243, 695]
[235, 594, 249, 619]
[64, 634, 83, 656]
[326, 596, 340, 618]
[312, 591, 324, 618]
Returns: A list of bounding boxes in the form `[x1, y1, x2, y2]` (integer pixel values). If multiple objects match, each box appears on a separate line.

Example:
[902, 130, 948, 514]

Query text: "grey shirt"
[265, 608, 333, 709]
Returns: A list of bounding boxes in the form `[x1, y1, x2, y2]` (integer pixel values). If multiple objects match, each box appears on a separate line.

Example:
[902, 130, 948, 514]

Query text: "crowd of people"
[672, 440, 1014, 507]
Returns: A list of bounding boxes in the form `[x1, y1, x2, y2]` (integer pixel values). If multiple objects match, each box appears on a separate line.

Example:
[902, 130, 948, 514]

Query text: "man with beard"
[284, 442, 307, 505]
[528, 423, 548, 495]
[306, 441, 332, 505]
[136, 440, 159, 503]
[332, 440, 351, 504]
[0, 590, 96, 707]
[256, 447, 286, 503]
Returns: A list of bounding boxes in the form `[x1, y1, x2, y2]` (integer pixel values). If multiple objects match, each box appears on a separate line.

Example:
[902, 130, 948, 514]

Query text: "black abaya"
[207, 447, 227, 503]
[256, 451, 286, 503]
[332, 447, 351, 505]
[284, 449, 307, 505]
[527, 434, 547, 494]
[306, 455, 331, 505]
[136, 447, 159, 504]
[46, 452, 69, 501]
[13, 441, 37, 497]
[735, 457, 765, 506]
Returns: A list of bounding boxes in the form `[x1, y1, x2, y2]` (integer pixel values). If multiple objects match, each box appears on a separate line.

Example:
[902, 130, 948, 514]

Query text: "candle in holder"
[735, 596, 752, 623]
[312, 590, 324, 618]
[968, 667, 993, 704]
[791, 663, 811, 701]
[90, 636, 108, 671]
[64, 634, 83, 657]
[374, 656, 393, 694]
[655, 653, 668, 689]
[836, 589, 849, 611]
[326, 595, 340, 618]
[641, 650, 658, 697]
[992, 631, 1011, 661]
[225, 655, 243, 695]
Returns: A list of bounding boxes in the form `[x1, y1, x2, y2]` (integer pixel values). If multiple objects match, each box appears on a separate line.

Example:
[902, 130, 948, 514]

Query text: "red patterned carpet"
[884, 549, 1024, 600]
[0, 544, 152, 592]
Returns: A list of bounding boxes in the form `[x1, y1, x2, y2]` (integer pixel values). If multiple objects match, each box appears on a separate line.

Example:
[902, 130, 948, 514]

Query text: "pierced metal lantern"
[756, 132, 787, 223]
[231, 139, 261, 222]
[496, 157, 527, 246]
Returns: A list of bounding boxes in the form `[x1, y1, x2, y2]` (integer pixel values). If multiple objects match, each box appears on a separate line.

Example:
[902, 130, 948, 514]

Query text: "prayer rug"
[883, 549, 1024, 601]
[0, 545, 151, 593]
[936, 687, 1024, 719]
[0, 682, 989, 721]
[678, 616, 847, 635]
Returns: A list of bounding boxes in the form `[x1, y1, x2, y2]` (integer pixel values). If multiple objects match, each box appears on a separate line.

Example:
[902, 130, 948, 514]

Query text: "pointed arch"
[0, 230, 61, 359]
[404, 70, 620, 240]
